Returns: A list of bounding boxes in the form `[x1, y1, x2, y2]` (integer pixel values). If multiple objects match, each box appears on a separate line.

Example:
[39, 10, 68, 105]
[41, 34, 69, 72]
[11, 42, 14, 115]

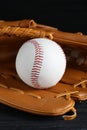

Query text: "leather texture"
[0, 19, 87, 120]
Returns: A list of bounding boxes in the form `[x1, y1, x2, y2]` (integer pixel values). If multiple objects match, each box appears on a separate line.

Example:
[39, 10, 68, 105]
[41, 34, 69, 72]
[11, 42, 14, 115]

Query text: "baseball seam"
[30, 40, 43, 88]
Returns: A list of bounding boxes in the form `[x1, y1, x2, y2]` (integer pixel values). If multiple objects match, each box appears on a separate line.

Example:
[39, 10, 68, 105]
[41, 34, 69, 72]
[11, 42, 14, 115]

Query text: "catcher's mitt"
[0, 19, 87, 120]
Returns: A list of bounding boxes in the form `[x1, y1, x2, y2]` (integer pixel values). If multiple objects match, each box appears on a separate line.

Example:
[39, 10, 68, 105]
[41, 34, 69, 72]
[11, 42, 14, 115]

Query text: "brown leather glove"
[0, 19, 87, 120]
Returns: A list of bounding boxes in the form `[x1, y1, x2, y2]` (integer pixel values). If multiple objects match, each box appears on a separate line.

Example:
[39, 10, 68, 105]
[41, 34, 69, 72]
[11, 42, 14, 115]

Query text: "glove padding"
[0, 19, 87, 120]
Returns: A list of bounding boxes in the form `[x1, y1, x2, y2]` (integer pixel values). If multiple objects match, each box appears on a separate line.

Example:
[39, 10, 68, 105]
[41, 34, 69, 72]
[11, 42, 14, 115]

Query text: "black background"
[0, 0, 87, 130]
[0, 0, 87, 33]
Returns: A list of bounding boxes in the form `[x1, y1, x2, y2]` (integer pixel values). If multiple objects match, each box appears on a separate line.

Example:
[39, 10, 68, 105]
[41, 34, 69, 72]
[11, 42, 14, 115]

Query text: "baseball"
[15, 38, 66, 89]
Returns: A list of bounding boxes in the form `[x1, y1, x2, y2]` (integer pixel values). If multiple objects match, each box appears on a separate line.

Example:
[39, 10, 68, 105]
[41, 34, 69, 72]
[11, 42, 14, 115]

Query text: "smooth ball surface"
[16, 38, 66, 89]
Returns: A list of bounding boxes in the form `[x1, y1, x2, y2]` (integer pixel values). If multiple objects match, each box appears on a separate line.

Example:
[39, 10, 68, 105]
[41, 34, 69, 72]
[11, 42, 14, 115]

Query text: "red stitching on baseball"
[30, 40, 43, 88]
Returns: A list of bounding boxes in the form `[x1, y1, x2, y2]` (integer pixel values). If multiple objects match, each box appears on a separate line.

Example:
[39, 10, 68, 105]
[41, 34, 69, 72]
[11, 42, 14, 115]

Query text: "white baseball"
[16, 38, 66, 89]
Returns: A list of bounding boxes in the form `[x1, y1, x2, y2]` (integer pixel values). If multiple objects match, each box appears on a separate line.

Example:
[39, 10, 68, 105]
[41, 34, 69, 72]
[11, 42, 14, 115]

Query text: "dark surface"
[0, 0, 87, 130]
[0, 101, 87, 130]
